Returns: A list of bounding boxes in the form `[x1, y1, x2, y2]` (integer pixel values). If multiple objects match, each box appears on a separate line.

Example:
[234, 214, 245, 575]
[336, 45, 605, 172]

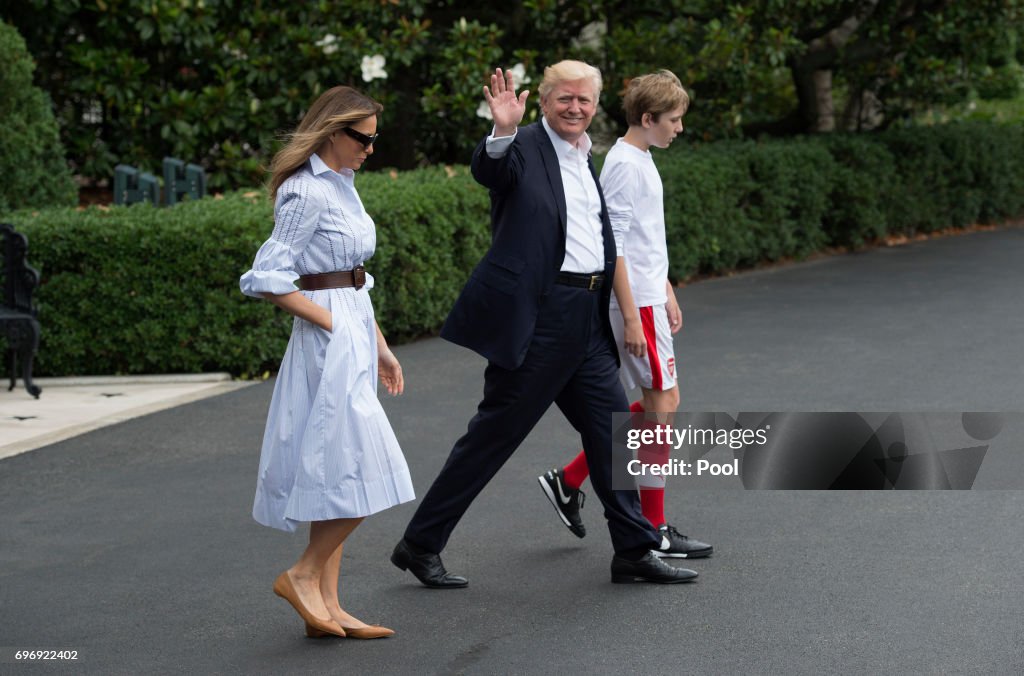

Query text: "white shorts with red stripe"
[609, 303, 677, 392]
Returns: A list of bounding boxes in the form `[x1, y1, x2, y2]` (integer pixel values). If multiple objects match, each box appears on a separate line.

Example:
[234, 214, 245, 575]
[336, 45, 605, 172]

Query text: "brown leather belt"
[298, 266, 366, 291]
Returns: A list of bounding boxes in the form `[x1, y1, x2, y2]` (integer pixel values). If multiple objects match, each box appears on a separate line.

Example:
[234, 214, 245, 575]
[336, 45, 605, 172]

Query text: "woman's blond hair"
[268, 86, 382, 200]
[622, 70, 689, 126]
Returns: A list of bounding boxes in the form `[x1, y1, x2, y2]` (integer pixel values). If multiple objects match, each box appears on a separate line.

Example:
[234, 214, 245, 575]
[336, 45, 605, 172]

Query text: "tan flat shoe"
[340, 625, 395, 639]
[272, 572, 346, 638]
[305, 622, 347, 638]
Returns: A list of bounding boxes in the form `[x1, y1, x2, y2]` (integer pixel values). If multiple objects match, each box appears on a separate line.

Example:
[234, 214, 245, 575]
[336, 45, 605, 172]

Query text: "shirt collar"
[309, 153, 355, 180]
[542, 116, 592, 161]
[615, 137, 652, 159]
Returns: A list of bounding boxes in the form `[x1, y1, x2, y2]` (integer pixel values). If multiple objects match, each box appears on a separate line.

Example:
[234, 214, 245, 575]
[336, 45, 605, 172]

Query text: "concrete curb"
[0, 378, 257, 461]
[30, 372, 236, 387]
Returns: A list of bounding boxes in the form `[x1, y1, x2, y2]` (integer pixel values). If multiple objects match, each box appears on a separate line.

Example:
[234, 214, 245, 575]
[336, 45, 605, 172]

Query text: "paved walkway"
[1, 227, 1022, 674]
[0, 374, 254, 460]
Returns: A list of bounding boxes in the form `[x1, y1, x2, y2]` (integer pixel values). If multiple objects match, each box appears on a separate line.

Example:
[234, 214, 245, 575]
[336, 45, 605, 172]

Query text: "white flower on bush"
[316, 34, 338, 56]
[361, 54, 387, 82]
[222, 44, 248, 60]
[82, 99, 102, 124]
[509, 63, 532, 87]
[476, 100, 493, 120]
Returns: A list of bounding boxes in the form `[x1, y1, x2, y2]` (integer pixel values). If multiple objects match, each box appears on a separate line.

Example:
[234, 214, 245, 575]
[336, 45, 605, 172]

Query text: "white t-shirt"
[601, 138, 668, 308]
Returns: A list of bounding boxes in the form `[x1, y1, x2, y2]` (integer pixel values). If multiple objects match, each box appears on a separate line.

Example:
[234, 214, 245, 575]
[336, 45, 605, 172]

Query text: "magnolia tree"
[601, 0, 1023, 138]
[3, 1, 531, 187]
[4, 0, 1020, 189]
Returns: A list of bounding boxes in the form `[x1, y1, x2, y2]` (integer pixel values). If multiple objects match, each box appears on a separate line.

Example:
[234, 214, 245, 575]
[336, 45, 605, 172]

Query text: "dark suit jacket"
[440, 122, 619, 370]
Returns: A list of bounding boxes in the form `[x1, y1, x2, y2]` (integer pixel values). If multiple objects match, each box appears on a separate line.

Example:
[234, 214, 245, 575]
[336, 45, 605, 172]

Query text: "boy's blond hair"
[622, 70, 689, 126]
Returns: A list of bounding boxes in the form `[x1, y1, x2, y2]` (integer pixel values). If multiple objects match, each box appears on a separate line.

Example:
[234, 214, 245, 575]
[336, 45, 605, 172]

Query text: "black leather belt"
[556, 271, 605, 291]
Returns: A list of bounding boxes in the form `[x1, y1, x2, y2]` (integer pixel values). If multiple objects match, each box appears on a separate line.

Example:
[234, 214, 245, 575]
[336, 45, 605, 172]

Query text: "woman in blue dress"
[240, 86, 414, 639]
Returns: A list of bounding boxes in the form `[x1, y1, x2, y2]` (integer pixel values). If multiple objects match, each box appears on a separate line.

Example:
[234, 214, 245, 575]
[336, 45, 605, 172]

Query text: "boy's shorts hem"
[610, 303, 677, 392]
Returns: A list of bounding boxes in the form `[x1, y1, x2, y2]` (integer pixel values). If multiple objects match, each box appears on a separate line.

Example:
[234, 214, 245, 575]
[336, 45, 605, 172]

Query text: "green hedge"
[5, 121, 1023, 376]
[9, 168, 488, 377]
[657, 120, 1024, 274]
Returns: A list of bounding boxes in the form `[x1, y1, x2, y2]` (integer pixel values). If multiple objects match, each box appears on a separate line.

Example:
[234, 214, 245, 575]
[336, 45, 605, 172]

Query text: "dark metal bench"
[1, 223, 42, 398]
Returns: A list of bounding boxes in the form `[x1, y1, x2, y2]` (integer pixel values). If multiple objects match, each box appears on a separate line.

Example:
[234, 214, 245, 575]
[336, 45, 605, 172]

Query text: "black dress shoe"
[610, 551, 699, 584]
[391, 539, 468, 588]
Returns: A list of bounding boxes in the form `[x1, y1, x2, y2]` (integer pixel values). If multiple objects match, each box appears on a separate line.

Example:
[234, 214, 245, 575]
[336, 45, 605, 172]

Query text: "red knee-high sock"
[640, 487, 667, 529]
[636, 410, 669, 529]
[561, 450, 590, 490]
[561, 401, 645, 490]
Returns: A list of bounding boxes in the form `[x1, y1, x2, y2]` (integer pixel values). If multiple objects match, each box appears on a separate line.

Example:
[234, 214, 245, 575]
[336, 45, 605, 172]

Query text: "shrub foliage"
[4, 1, 1020, 193]
[6, 121, 1023, 377]
[0, 20, 75, 211]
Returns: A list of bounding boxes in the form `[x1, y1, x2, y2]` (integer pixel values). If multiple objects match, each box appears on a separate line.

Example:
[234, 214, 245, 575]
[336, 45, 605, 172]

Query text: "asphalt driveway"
[2, 227, 1022, 674]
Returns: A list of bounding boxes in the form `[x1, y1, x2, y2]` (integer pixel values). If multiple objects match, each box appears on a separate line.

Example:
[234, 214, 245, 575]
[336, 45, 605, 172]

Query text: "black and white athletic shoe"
[653, 524, 713, 559]
[538, 468, 586, 538]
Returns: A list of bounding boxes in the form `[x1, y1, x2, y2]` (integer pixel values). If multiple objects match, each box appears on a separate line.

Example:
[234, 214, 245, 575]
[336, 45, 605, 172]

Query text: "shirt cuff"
[239, 269, 299, 298]
[614, 235, 625, 257]
[485, 127, 517, 158]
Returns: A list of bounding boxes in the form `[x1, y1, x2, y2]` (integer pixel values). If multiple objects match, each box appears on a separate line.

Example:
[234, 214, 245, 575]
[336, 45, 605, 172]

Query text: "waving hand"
[483, 67, 530, 136]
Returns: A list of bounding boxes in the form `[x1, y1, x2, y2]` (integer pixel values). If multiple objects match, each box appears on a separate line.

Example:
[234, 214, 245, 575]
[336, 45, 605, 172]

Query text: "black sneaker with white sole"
[653, 524, 713, 558]
[538, 468, 586, 538]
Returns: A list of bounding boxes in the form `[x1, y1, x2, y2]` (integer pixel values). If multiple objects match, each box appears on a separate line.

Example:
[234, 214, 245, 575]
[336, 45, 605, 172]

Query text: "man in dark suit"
[392, 61, 698, 586]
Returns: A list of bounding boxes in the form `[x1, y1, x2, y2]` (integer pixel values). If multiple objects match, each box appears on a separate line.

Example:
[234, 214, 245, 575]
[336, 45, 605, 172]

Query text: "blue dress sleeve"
[240, 178, 323, 297]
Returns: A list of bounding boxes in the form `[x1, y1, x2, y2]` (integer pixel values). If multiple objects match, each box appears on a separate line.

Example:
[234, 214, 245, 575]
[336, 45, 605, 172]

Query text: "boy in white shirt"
[538, 70, 712, 559]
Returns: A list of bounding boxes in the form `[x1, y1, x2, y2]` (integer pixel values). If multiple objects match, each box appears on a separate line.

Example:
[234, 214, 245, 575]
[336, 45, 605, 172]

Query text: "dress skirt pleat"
[253, 286, 414, 532]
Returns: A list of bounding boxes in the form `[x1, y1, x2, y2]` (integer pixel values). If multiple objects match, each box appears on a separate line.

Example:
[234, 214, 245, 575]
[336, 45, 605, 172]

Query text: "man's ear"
[642, 112, 653, 128]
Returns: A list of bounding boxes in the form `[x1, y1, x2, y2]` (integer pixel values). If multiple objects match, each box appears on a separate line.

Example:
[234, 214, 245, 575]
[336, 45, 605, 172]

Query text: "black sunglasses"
[340, 126, 379, 148]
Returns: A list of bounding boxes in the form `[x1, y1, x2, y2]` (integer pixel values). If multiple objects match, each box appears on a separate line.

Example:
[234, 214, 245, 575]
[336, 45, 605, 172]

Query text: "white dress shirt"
[484, 119, 606, 273]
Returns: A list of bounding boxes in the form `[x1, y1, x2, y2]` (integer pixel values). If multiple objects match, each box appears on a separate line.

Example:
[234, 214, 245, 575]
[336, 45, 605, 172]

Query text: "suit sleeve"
[471, 130, 525, 193]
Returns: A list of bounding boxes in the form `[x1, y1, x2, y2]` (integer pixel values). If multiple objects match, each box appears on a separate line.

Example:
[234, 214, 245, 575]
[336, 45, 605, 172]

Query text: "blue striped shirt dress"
[240, 153, 414, 532]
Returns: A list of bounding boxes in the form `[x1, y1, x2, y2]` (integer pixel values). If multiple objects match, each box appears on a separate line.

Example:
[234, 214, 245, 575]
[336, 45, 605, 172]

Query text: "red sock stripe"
[639, 487, 667, 530]
[562, 450, 590, 489]
[568, 403, 643, 489]
[639, 306, 662, 390]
